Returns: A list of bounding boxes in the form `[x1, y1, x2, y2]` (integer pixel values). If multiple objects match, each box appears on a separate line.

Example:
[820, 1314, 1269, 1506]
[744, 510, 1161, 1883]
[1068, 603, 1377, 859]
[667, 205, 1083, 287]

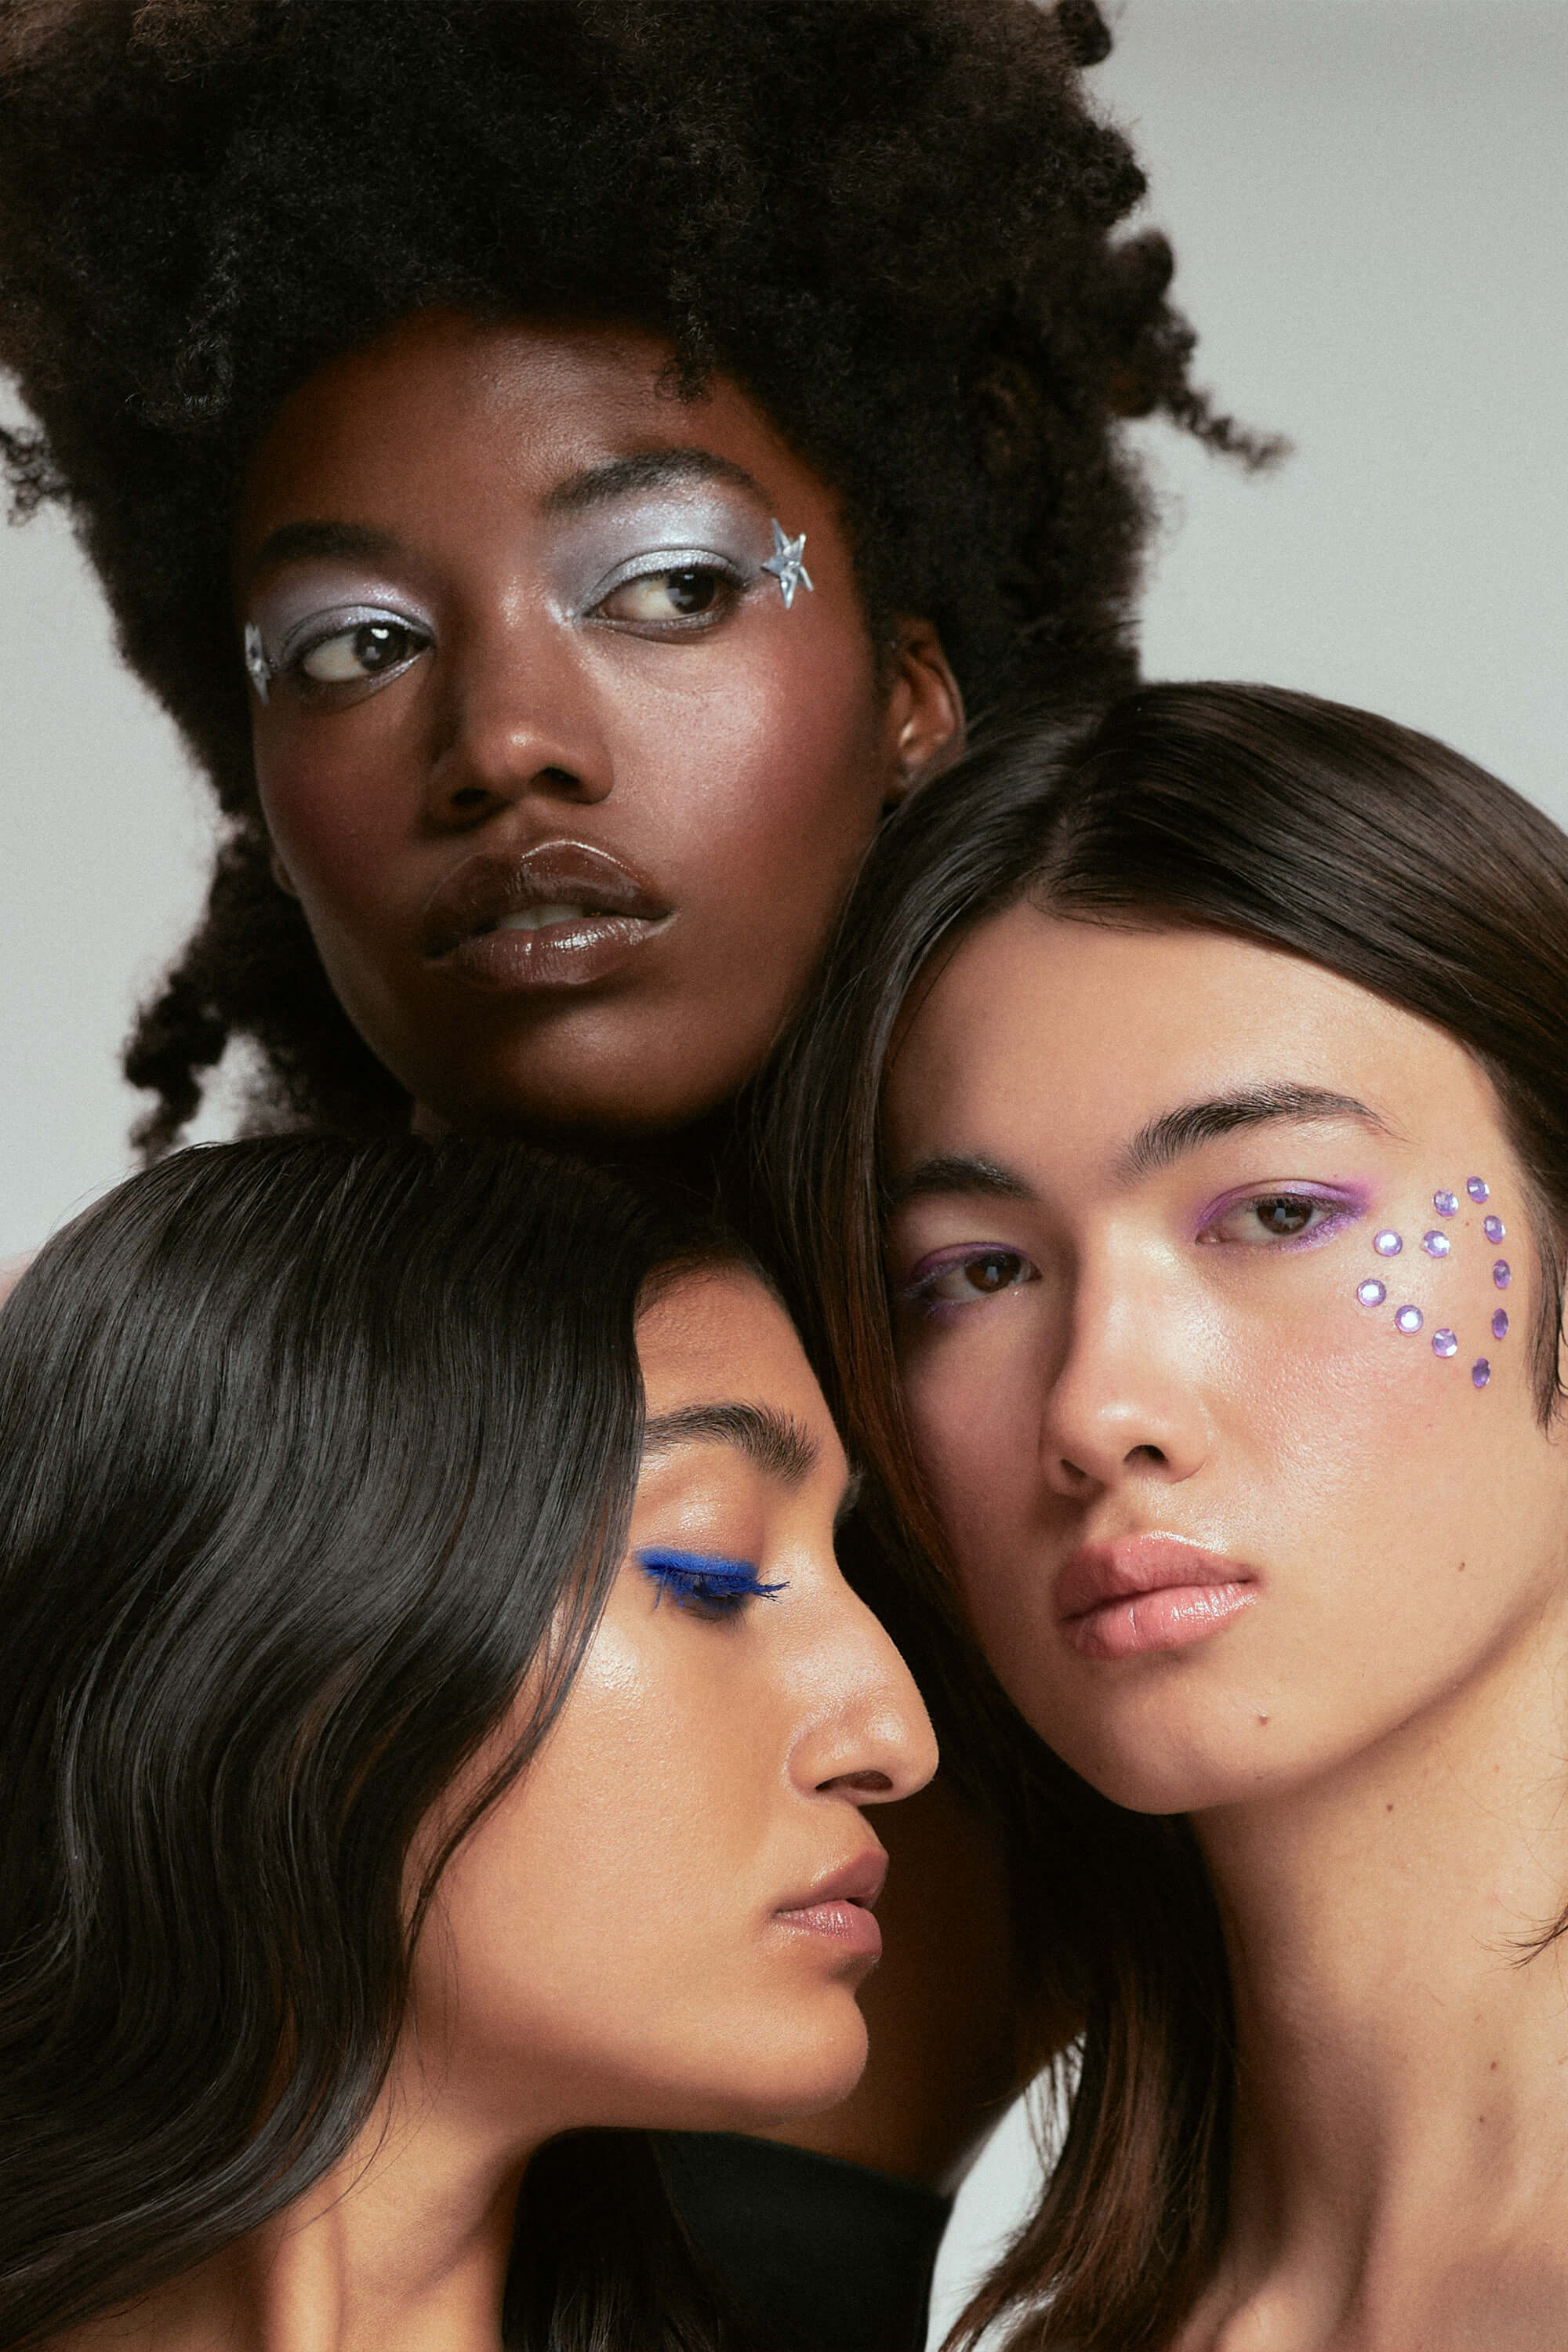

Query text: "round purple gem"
[1492, 1308, 1509, 1341]
[1467, 1177, 1490, 1203]
[1421, 1230, 1450, 1258]
[1374, 1230, 1403, 1257]
[1395, 1305, 1424, 1334]
[1483, 1215, 1504, 1243]
[1494, 1258, 1511, 1290]
[1356, 1278, 1387, 1308]
[1432, 1328, 1458, 1358]
[1472, 1358, 1491, 1388]
[1433, 1189, 1459, 1217]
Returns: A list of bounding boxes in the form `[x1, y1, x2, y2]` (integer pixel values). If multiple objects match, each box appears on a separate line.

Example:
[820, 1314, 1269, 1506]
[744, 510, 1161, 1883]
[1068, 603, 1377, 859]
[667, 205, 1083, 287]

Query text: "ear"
[880, 619, 966, 811]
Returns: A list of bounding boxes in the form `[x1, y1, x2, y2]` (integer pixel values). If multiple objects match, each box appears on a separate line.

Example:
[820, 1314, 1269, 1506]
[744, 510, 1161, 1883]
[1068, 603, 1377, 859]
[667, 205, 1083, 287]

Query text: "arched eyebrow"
[641, 1401, 818, 1485]
[542, 447, 764, 517]
[1116, 1084, 1390, 1182]
[245, 519, 402, 582]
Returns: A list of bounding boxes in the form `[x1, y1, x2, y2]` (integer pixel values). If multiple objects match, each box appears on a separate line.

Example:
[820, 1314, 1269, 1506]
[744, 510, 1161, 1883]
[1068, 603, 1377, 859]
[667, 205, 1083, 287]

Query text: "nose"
[424, 613, 614, 828]
[789, 1590, 939, 1806]
[1040, 1254, 1211, 1500]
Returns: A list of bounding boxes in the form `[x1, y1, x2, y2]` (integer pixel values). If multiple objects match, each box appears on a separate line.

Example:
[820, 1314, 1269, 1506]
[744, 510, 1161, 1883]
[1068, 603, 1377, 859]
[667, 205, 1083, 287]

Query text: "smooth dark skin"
[233, 310, 1020, 2189]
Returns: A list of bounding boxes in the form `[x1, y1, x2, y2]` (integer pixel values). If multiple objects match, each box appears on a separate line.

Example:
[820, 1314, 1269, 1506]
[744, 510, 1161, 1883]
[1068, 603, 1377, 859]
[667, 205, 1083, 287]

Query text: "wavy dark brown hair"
[0, 0, 1276, 1156]
[0, 1137, 761, 2351]
[756, 682, 1568, 2348]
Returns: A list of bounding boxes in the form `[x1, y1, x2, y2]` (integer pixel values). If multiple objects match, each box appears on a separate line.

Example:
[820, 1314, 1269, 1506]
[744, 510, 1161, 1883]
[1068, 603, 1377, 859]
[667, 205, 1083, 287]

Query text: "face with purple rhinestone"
[880, 910, 1568, 1819]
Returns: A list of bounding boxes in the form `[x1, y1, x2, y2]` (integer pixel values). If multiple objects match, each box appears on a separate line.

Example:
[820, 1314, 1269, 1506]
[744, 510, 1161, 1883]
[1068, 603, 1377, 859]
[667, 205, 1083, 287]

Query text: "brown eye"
[1256, 1196, 1314, 1236]
[597, 565, 735, 625]
[915, 1249, 1036, 1305]
[299, 619, 427, 684]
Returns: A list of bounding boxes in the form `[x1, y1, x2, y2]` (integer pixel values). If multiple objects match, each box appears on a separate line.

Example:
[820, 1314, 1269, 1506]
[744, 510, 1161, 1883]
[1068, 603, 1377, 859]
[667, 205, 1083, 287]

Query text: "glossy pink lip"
[772, 1847, 887, 1962]
[1056, 1534, 1259, 1662]
[421, 840, 673, 993]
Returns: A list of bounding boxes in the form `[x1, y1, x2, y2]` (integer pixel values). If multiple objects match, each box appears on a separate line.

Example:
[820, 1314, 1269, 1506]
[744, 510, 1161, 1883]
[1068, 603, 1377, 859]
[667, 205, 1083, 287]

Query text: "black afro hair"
[0, 0, 1274, 1149]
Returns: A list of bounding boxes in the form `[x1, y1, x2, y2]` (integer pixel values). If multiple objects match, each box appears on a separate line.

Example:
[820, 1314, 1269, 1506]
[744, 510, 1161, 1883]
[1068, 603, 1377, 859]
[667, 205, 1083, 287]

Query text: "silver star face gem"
[761, 518, 814, 609]
[243, 622, 272, 704]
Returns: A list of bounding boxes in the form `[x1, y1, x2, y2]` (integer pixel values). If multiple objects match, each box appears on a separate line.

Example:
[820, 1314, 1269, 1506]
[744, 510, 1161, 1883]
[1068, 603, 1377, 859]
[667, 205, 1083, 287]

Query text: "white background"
[0, 2, 1563, 2325]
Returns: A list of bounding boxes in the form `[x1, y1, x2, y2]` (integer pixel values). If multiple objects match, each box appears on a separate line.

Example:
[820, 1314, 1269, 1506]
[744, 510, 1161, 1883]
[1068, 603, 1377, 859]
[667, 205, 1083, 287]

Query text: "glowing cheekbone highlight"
[637, 1548, 787, 1613]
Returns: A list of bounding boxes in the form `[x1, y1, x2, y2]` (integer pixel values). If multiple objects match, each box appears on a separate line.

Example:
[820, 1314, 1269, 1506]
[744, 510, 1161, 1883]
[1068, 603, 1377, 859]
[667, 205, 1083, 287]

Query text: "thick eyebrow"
[245, 518, 404, 584]
[1116, 1084, 1390, 1183]
[883, 1152, 1037, 1217]
[641, 1401, 819, 1487]
[541, 447, 764, 517]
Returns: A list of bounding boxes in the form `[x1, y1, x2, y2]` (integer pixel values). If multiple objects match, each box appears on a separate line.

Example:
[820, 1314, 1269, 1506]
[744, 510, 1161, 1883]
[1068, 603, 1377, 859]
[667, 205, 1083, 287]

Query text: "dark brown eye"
[596, 564, 735, 624]
[1255, 1196, 1314, 1236]
[299, 619, 426, 683]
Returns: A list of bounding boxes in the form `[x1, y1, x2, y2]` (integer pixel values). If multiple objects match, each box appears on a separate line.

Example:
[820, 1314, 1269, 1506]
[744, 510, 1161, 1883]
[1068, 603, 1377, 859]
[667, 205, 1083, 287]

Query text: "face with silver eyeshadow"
[880, 905, 1568, 1819]
[236, 310, 962, 1138]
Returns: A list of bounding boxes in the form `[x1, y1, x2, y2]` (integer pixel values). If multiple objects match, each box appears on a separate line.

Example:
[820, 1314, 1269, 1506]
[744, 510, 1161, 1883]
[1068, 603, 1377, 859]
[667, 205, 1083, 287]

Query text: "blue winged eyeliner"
[637, 1548, 787, 1615]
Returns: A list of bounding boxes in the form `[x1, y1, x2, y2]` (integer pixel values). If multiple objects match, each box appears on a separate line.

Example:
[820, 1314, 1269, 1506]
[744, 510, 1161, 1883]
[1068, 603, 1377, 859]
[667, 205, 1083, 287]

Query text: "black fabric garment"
[655, 2132, 953, 2352]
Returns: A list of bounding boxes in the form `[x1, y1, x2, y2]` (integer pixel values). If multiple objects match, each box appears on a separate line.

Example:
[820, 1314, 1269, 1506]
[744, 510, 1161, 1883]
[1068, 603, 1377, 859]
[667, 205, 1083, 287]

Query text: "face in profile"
[882, 904, 1568, 1817]
[408, 1269, 937, 2138]
[237, 310, 959, 1138]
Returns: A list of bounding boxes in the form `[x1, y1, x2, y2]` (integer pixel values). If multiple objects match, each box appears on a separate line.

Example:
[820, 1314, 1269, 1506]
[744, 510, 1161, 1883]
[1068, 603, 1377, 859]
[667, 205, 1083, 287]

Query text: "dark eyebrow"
[884, 1152, 1037, 1217]
[641, 1401, 819, 1487]
[542, 447, 764, 517]
[246, 519, 403, 583]
[1117, 1084, 1390, 1182]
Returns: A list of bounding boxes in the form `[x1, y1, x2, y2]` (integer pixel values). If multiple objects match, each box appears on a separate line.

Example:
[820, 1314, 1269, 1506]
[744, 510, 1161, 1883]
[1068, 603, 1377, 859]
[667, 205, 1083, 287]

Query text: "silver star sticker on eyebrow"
[243, 623, 272, 704]
[761, 518, 814, 609]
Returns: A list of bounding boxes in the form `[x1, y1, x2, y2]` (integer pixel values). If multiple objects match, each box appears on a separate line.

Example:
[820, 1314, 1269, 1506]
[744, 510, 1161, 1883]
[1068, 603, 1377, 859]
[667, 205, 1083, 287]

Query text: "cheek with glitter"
[1472, 1359, 1491, 1388]
[1483, 1215, 1504, 1243]
[1421, 1230, 1450, 1258]
[1467, 1177, 1490, 1203]
[1356, 1278, 1387, 1308]
[1395, 1305, 1425, 1334]
[1492, 1308, 1509, 1341]
[1374, 1230, 1403, 1258]
[1494, 1260, 1511, 1290]
[1432, 1328, 1458, 1358]
[1433, 1189, 1458, 1217]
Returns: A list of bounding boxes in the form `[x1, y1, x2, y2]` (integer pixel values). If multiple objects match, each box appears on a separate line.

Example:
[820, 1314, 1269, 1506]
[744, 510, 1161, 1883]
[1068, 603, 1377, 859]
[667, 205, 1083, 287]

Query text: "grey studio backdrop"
[0, 2, 1563, 2336]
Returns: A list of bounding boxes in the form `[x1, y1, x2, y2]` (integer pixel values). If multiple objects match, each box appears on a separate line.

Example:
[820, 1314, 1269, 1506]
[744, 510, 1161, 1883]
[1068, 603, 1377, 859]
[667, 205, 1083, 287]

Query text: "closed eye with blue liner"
[637, 1548, 788, 1618]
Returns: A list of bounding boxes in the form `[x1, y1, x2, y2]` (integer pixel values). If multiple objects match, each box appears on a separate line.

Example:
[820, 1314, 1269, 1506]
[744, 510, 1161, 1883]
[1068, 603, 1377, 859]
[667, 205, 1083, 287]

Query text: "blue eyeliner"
[636, 1548, 786, 1614]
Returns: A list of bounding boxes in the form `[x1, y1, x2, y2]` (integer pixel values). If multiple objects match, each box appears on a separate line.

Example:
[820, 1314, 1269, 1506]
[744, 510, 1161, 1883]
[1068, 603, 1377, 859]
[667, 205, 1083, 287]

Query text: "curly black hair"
[0, 0, 1273, 1152]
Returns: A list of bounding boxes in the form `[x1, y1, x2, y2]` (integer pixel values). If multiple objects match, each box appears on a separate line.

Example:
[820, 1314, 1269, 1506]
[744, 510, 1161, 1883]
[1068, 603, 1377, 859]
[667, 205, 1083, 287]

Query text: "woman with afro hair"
[0, 2, 1271, 2343]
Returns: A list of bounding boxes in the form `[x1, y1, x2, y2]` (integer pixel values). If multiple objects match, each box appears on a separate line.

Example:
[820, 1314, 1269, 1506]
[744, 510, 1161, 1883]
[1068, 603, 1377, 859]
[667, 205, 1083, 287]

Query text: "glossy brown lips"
[420, 840, 672, 992]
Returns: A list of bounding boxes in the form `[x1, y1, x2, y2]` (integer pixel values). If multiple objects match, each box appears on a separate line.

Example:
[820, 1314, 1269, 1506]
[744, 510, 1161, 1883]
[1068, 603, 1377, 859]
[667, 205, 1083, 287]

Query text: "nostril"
[538, 764, 581, 791]
[449, 784, 490, 812]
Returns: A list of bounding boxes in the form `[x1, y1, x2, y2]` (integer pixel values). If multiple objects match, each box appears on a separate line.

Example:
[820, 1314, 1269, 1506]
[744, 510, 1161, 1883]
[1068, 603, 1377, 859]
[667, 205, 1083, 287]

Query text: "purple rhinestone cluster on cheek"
[1352, 1179, 1504, 1385]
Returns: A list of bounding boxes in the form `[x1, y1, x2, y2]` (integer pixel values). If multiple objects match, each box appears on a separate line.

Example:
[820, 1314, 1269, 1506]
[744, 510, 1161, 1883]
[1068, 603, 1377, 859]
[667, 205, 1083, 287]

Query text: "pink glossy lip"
[772, 1847, 887, 1963]
[1056, 1534, 1259, 1662]
[420, 839, 673, 993]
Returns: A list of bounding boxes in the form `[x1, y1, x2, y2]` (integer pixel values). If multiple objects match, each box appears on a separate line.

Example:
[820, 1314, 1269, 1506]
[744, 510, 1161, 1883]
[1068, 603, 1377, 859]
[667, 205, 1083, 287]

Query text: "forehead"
[237, 308, 821, 549]
[636, 1271, 832, 1434]
[885, 904, 1498, 1176]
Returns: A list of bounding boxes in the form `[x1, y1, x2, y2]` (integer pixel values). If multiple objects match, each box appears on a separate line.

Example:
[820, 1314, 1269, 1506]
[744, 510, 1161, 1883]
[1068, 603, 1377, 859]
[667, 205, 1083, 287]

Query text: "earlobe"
[882, 619, 966, 810]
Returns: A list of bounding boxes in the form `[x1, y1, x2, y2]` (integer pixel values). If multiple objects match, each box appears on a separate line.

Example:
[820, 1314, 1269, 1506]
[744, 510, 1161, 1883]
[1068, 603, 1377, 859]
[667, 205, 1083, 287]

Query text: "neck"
[60, 2060, 539, 2352]
[1189, 1608, 1568, 2347]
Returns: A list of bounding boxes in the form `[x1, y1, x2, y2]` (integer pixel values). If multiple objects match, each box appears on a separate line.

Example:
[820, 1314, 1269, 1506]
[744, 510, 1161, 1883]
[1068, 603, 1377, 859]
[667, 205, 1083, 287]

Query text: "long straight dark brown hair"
[756, 681, 1568, 2349]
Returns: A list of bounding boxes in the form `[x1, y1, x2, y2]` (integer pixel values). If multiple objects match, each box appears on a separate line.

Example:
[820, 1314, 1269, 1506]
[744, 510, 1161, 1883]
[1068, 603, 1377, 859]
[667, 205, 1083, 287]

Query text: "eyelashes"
[636, 1548, 787, 1619]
